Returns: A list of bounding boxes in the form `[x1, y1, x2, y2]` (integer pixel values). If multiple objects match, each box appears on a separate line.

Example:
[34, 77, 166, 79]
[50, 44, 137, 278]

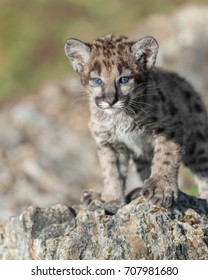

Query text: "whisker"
[72, 99, 89, 104]
[73, 97, 88, 100]
[129, 103, 143, 115]
[130, 100, 158, 112]
[129, 102, 148, 116]
[74, 92, 88, 97]
[124, 106, 136, 116]
[137, 85, 159, 90]
[133, 93, 160, 99]
[72, 95, 89, 103]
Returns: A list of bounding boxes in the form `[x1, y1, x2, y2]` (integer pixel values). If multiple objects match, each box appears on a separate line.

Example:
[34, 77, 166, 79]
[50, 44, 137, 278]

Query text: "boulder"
[1, 192, 208, 260]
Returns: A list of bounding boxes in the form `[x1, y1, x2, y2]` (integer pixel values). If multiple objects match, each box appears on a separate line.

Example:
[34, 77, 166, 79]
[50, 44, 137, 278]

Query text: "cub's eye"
[119, 76, 130, 84]
[91, 78, 103, 85]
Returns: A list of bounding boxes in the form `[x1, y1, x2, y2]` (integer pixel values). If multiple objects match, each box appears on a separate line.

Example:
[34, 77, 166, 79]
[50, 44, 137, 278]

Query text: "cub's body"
[65, 34, 208, 207]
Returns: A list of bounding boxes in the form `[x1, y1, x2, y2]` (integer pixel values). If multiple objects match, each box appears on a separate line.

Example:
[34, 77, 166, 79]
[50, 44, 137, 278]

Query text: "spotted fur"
[65, 34, 208, 208]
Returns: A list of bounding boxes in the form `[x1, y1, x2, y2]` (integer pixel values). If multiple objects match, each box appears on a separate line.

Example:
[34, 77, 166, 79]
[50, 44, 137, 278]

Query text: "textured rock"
[1, 192, 208, 260]
[0, 220, 20, 260]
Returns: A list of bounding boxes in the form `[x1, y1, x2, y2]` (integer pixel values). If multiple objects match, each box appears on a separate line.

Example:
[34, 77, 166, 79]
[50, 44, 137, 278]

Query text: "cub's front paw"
[81, 189, 126, 208]
[141, 177, 178, 208]
[81, 189, 103, 205]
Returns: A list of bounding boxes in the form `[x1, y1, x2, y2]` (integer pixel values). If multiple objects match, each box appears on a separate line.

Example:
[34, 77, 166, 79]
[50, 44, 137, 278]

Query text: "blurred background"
[0, 0, 208, 221]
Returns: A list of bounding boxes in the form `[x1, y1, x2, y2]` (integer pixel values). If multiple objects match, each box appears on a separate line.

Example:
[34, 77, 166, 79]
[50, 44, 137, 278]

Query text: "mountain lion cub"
[65, 34, 208, 208]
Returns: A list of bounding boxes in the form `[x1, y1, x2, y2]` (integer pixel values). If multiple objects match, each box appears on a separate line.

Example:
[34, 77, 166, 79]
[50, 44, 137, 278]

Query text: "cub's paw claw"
[126, 187, 143, 203]
[141, 177, 177, 208]
[81, 189, 103, 205]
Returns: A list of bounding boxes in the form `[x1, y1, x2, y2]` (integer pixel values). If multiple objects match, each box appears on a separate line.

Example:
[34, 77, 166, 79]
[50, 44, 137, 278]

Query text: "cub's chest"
[93, 116, 154, 158]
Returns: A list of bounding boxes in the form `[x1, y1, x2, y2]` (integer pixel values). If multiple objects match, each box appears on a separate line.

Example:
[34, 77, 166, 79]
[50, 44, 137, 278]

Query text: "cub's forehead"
[92, 34, 131, 46]
[91, 34, 132, 56]
[89, 34, 133, 73]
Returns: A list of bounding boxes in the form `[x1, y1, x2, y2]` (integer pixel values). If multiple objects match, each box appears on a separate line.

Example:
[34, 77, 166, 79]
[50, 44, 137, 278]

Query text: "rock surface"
[1, 192, 208, 260]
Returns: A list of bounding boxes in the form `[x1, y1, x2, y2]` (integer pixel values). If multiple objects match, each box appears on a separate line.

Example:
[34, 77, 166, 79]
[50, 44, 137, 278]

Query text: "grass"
[1, 0, 208, 103]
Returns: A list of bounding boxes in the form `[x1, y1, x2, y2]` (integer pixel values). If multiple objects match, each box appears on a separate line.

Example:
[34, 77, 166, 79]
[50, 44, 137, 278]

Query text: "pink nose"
[105, 95, 118, 106]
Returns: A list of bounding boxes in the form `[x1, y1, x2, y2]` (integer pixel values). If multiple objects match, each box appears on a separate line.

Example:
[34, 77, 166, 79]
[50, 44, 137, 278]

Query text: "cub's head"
[65, 34, 158, 114]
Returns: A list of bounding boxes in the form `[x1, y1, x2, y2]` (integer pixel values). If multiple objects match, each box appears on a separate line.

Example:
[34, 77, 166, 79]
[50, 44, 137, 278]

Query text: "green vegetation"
[189, 185, 198, 195]
[1, 0, 208, 102]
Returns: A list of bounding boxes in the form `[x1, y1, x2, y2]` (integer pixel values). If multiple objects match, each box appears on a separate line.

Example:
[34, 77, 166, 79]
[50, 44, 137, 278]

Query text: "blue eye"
[119, 76, 130, 84]
[92, 78, 102, 85]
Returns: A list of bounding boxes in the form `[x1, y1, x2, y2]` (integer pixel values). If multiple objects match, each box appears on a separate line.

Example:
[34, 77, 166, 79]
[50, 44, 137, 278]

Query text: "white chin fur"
[104, 108, 122, 115]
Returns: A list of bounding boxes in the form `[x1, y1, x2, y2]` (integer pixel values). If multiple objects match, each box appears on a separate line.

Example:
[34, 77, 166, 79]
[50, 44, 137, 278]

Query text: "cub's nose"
[105, 95, 118, 106]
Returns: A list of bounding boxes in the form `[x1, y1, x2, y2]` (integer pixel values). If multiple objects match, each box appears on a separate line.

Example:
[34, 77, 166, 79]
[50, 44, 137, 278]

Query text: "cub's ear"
[131, 36, 159, 70]
[65, 38, 91, 73]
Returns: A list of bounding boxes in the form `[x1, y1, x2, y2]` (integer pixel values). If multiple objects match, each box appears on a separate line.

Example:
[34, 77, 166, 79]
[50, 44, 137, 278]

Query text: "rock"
[1, 192, 208, 260]
[0, 220, 20, 260]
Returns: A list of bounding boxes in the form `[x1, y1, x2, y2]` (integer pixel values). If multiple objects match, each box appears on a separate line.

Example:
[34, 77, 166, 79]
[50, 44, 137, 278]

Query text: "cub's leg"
[81, 143, 129, 205]
[140, 135, 182, 208]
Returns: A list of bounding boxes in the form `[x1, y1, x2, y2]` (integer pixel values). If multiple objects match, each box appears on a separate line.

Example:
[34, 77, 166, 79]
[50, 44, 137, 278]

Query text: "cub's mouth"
[95, 96, 130, 114]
